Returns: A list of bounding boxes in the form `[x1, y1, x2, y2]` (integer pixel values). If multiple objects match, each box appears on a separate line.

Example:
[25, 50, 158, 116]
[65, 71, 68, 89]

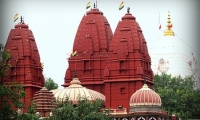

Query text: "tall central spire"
[164, 11, 175, 36]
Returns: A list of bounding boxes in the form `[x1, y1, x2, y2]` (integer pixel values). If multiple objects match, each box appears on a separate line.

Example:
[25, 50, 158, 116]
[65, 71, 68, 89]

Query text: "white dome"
[51, 78, 105, 104]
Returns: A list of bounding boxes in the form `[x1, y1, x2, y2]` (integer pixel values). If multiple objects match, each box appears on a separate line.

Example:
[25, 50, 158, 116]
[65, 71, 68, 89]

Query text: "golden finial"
[164, 11, 175, 36]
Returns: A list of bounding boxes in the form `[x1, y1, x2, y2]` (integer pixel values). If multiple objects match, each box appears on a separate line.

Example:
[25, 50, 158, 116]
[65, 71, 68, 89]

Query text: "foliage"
[153, 72, 200, 120]
[16, 101, 41, 120]
[45, 78, 58, 91]
[0, 82, 26, 119]
[0, 44, 26, 119]
[0, 44, 10, 82]
[46, 96, 112, 120]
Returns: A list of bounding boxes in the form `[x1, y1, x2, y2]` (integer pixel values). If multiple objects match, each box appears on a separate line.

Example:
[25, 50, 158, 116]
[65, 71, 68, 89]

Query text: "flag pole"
[159, 13, 160, 25]
[75, 58, 76, 69]
[158, 13, 161, 41]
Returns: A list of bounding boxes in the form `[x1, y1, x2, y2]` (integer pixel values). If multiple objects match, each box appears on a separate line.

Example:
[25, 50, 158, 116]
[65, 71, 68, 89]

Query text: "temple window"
[84, 60, 90, 70]
[120, 87, 126, 94]
[120, 60, 126, 70]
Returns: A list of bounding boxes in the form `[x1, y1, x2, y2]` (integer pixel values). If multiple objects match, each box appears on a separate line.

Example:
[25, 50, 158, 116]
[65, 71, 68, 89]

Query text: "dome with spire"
[149, 11, 193, 77]
[129, 83, 162, 113]
[129, 83, 161, 106]
[52, 71, 105, 104]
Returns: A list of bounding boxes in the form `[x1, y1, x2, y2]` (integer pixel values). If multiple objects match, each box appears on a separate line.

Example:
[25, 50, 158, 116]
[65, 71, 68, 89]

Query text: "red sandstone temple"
[3, 4, 169, 120]
[3, 17, 44, 112]
[60, 6, 167, 119]
[63, 5, 154, 111]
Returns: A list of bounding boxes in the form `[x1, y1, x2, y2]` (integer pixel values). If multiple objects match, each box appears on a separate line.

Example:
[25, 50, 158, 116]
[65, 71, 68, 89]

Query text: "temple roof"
[106, 7, 153, 81]
[109, 7, 149, 58]
[32, 87, 56, 111]
[4, 16, 44, 87]
[72, 7, 113, 56]
[63, 6, 113, 86]
[53, 71, 105, 104]
[129, 83, 161, 106]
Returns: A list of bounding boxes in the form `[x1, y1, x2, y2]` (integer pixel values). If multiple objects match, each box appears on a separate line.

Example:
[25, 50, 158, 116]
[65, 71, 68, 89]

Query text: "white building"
[149, 12, 200, 90]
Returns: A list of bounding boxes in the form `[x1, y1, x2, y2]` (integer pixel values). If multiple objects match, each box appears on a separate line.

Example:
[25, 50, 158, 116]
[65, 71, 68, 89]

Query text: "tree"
[0, 44, 10, 82]
[17, 101, 41, 120]
[153, 72, 200, 120]
[45, 78, 58, 91]
[46, 96, 112, 120]
[0, 44, 26, 119]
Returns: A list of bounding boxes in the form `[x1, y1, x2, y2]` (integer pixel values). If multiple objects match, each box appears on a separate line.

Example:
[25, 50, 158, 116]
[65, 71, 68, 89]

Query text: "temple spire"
[164, 11, 175, 36]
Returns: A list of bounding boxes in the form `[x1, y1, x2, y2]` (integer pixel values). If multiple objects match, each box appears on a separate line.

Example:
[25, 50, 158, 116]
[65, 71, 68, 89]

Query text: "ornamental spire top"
[164, 11, 175, 36]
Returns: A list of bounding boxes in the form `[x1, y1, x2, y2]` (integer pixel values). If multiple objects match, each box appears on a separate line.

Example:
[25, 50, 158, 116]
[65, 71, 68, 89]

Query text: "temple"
[2, 4, 172, 119]
[62, 4, 113, 96]
[104, 7, 153, 109]
[61, 6, 167, 119]
[3, 16, 44, 111]
[149, 11, 200, 90]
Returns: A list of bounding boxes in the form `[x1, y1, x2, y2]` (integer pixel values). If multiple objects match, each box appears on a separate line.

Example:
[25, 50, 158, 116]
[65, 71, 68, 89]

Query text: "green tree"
[0, 44, 26, 119]
[17, 101, 41, 120]
[153, 72, 200, 120]
[47, 96, 112, 120]
[45, 78, 58, 90]
[0, 44, 10, 81]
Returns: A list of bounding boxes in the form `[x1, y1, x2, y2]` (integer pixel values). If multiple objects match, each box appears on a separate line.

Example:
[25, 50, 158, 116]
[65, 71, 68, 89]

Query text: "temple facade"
[3, 17, 44, 111]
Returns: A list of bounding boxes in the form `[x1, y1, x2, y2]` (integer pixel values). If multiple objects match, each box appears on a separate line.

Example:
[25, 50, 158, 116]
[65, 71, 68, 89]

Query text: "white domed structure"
[129, 83, 162, 113]
[149, 11, 200, 90]
[51, 73, 105, 104]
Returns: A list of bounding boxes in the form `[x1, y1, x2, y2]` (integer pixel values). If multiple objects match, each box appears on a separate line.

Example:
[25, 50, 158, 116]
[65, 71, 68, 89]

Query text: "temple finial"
[20, 16, 23, 23]
[144, 79, 147, 84]
[74, 69, 77, 78]
[167, 11, 171, 28]
[127, 7, 130, 13]
[164, 11, 175, 36]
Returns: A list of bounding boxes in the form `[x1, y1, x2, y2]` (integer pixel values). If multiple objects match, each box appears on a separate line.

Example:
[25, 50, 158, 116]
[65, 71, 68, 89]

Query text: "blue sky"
[0, 0, 199, 88]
